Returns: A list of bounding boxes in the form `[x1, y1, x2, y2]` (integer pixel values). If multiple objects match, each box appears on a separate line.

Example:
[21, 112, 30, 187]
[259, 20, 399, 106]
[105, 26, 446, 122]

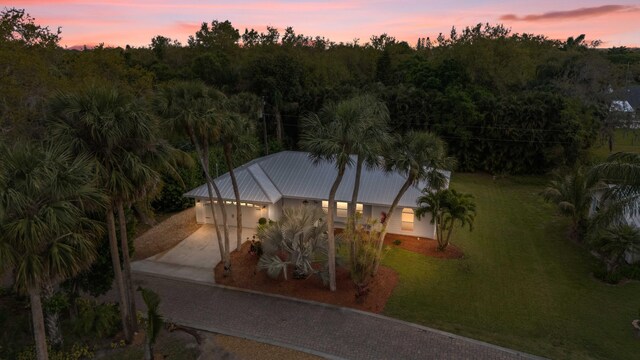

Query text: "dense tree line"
[3, 10, 639, 175]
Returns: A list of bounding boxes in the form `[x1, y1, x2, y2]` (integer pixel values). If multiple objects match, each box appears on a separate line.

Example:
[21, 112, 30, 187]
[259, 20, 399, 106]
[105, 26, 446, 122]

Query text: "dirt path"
[134, 207, 201, 260]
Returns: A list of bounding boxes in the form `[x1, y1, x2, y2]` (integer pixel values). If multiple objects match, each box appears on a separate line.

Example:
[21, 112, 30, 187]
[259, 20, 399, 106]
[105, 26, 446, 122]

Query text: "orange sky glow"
[10, 1, 640, 48]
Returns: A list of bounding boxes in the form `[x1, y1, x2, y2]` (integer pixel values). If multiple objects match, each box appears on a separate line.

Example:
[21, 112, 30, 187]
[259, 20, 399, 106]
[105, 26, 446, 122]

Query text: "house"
[610, 85, 640, 128]
[184, 151, 450, 239]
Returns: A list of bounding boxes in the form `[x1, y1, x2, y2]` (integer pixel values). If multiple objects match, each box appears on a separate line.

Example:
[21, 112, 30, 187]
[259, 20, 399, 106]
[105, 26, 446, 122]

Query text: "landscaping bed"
[214, 242, 398, 313]
[383, 233, 464, 259]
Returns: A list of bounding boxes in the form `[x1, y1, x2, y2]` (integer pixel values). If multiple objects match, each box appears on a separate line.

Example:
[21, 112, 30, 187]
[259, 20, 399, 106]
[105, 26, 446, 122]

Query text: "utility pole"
[260, 96, 268, 155]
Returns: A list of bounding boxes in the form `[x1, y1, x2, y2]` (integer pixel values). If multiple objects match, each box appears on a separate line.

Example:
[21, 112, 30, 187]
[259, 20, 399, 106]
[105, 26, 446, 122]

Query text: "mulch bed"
[214, 242, 398, 314]
[383, 233, 465, 259]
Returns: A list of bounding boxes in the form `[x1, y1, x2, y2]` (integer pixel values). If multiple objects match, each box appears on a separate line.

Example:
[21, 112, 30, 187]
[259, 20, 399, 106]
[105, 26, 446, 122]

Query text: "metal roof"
[184, 151, 451, 208]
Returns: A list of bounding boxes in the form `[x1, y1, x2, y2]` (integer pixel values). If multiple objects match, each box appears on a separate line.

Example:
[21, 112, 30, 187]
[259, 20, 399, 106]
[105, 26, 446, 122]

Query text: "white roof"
[184, 151, 450, 208]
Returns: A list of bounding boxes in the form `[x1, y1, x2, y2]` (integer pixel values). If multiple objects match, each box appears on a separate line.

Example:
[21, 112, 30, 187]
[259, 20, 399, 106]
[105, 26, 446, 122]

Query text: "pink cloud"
[500, 5, 639, 22]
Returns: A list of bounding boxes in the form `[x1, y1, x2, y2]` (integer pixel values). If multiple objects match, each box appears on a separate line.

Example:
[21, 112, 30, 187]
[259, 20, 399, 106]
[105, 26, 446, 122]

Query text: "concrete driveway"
[132, 225, 256, 283]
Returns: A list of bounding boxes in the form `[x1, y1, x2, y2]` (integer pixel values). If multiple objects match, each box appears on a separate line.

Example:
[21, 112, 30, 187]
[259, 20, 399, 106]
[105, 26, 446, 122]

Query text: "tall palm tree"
[300, 96, 380, 291]
[0, 143, 104, 360]
[416, 189, 476, 251]
[373, 131, 454, 273]
[541, 166, 600, 240]
[154, 81, 232, 274]
[48, 85, 165, 340]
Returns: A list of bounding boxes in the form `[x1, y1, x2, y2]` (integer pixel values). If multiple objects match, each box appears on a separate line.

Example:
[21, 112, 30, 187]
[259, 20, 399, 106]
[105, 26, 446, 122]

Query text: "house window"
[336, 202, 348, 218]
[401, 208, 414, 231]
[322, 200, 329, 213]
[356, 203, 363, 215]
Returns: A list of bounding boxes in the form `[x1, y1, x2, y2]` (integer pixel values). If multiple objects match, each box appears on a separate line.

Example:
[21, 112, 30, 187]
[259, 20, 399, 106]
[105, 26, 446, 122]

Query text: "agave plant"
[257, 206, 328, 281]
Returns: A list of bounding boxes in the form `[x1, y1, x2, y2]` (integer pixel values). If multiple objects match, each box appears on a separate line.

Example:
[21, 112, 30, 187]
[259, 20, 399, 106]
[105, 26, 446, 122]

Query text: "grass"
[590, 129, 640, 162]
[382, 173, 640, 359]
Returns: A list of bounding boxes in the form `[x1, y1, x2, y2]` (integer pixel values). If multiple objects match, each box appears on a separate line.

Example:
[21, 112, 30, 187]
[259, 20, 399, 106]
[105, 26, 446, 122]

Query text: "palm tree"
[416, 189, 476, 251]
[219, 94, 259, 251]
[48, 85, 166, 340]
[591, 224, 640, 275]
[0, 142, 104, 360]
[541, 166, 600, 240]
[589, 152, 640, 225]
[300, 96, 380, 291]
[373, 131, 454, 273]
[154, 81, 232, 275]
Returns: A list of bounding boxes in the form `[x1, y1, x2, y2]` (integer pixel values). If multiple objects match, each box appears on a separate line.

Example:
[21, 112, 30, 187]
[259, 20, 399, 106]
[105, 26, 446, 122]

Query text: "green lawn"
[590, 129, 640, 162]
[382, 173, 640, 359]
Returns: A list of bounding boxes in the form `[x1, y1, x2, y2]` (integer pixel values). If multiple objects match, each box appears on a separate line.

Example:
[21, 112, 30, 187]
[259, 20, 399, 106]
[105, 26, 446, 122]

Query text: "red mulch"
[214, 242, 398, 314]
[383, 233, 465, 259]
[214, 234, 462, 314]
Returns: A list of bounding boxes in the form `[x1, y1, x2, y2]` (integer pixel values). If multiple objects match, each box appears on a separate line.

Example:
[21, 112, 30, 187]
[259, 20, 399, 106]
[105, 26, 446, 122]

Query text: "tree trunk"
[29, 286, 49, 360]
[107, 207, 132, 343]
[349, 156, 364, 266]
[144, 339, 153, 360]
[274, 104, 283, 146]
[118, 201, 138, 333]
[327, 166, 346, 292]
[373, 175, 414, 275]
[188, 128, 229, 276]
[203, 139, 232, 275]
[441, 221, 454, 251]
[43, 282, 63, 348]
[223, 144, 243, 251]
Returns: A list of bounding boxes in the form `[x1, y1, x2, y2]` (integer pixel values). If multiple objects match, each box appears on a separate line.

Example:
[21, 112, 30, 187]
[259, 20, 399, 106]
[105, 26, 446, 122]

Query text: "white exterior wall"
[372, 205, 436, 239]
[195, 198, 267, 228]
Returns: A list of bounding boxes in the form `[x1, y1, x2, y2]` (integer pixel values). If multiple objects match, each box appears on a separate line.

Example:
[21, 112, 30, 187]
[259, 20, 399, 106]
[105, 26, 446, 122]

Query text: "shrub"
[257, 206, 328, 281]
[393, 239, 402, 245]
[72, 299, 120, 338]
[17, 343, 93, 360]
[593, 266, 623, 284]
[343, 217, 386, 302]
[258, 217, 267, 225]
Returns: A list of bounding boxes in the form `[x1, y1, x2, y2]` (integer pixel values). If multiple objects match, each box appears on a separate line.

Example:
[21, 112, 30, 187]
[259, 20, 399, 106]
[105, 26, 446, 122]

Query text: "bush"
[258, 217, 267, 225]
[72, 299, 120, 338]
[17, 343, 93, 360]
[593, 266, 624, 284]
[393, 239, 402, 245]
[619, 263, 640, 281]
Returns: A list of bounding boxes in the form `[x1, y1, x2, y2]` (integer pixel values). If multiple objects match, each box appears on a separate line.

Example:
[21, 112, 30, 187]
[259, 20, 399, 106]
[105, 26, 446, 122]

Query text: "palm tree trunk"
[188, 128, 228, 275]
[442, 221, 454, 251]
[203, 139, 232, 274]
[373, 175, 414, 275]
[223, 144, 243, 251]
[274, 104, 283, 145]
[144, 340, 153, 360]
[43, 282, 63, 348]
[327, 166, 346, 292]
[117, 201, 138, 333]
[349, 156, 364, 266]
[29, 286, 49, 360]
[107, 207, 132, 343]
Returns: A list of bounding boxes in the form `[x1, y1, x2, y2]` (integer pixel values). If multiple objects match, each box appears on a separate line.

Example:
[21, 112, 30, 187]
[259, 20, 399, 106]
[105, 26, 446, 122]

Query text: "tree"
[138, 287, 163, 360]
[0, 143, 104, 360]
[541, 166, 600, 240]
[219, 94, 260, 250]
[48, 85, 166, 341]
[188, 20, 240, 51]
[415, 188, 476, 251]
[590, 224, 640, 275]
[590, 152, 640, 225]
[154, 81, 233, 275]
[0, 8, 60, 48]
[373, 131, 454, 273]
[300, 96, 386, 291]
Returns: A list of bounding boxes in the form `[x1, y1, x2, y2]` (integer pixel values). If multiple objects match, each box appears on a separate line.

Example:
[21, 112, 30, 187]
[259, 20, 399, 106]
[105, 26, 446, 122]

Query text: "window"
[401, 208, 414, 231]
[336, 202, 348, 218]
[322, 200, 329, 213]
[356, 203, 363, 215]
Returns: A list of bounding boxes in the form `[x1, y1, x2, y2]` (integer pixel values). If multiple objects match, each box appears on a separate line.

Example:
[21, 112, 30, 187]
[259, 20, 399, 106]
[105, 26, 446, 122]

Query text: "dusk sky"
[12, 1, 640, 48]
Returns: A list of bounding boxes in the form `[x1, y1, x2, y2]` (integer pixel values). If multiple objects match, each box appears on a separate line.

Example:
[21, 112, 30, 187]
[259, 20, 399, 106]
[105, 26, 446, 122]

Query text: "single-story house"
[184, 151, 450, 239]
